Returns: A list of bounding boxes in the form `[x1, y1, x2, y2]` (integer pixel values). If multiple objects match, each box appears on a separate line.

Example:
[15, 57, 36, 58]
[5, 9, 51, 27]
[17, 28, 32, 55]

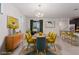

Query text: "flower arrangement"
[7, 16, 19, 30]
[39, 32, 43, 36]
[7, 16, 19, 34]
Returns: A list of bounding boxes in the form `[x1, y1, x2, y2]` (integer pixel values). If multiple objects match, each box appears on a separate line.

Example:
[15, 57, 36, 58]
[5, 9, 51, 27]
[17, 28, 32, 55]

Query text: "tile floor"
[57, 36, 79, 55]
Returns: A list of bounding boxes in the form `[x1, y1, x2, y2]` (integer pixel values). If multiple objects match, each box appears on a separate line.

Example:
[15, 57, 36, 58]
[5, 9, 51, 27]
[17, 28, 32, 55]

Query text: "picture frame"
[7, 16, 19, 29]
[45, 20, 55, 28]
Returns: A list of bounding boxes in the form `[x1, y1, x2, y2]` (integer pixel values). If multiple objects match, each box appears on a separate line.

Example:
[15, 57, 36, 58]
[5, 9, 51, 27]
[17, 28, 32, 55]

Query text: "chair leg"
[34, 43, 36, 49]
[53, 44, 56, 52]
[27, 43, 29, 50]
[71, 39, 72, 45]
[51, 43, 52, 46]
[70, 38, 73, 46]
[37, 50, 39, 54]
[44, 49, 46, 55]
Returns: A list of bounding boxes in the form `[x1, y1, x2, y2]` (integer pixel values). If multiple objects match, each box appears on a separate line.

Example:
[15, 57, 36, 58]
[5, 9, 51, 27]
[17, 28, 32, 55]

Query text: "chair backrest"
[25, 33, 31, 42]
[28, 32, 32, 38]
[36, 37, 46, 51]
[52, 32, 56, 39]
[48, 32, 56, 43]
[67, 32, 74, 36]
[48, 32, 51, 37]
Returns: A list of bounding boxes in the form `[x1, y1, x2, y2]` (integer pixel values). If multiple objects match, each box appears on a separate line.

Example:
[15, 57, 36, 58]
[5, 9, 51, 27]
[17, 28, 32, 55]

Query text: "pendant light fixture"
[35, 4, 44, 18]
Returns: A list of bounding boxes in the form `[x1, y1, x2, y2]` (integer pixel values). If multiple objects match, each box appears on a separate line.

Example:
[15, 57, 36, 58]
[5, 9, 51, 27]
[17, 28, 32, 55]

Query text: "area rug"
[26, 51, 56, 55]
[19, 44, 61, 55]
[48, 44, 62, 55]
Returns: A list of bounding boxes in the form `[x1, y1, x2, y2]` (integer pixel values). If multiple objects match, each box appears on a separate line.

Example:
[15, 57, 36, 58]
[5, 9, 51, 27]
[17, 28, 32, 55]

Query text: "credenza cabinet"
[5, 33, 23, 51]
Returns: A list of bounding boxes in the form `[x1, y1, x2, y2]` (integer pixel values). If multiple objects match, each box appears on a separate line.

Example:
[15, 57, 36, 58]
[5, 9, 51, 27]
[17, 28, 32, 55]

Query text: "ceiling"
[13, 3, 79, 18]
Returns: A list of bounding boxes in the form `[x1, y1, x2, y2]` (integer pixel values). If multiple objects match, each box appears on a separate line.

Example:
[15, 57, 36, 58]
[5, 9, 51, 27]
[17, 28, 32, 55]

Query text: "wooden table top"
[32, 33, 48, 39]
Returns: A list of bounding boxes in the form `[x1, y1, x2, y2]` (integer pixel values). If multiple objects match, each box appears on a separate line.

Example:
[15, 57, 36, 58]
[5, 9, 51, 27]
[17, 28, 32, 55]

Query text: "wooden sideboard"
[5, 33, 23, 51]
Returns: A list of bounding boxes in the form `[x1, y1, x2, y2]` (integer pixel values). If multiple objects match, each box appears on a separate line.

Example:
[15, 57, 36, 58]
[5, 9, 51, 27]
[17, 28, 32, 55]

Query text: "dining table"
[32, 33, 48, 39]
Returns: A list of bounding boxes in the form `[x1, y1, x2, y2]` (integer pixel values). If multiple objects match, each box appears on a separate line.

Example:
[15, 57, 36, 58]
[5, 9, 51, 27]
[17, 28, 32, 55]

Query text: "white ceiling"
[13, 3, 79, 18]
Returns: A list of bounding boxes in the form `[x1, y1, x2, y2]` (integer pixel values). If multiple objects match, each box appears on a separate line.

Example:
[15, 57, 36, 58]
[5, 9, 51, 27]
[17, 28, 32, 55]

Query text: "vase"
[13, 29, 16, 34]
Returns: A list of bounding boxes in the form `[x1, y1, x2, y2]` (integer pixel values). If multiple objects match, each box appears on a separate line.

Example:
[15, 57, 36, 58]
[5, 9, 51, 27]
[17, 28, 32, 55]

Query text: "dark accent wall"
[30, 20, 43, 35]
[70, 18, 79, 24]
[30, 20, 33, 34]
[39, 20, 43, 32]
[70, 18, 79, 32]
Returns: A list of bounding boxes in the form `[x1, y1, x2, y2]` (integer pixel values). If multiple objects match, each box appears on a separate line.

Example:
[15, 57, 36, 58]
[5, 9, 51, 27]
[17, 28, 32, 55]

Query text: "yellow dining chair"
[25, 32, 35, 49]
[47, 32, 57, 51]
[67, 32, 76, 45]
[61, 32, 67, 39]
[39, 32, 43, 36]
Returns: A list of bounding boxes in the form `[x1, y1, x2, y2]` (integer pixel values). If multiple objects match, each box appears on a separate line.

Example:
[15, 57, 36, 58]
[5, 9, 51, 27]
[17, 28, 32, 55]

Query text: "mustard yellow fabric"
[25, 33, 35, 43]
[61, 32, 76, 40]
[39, 32, 43, 36]
[47, 32, 56, 43]
[7, 16, 19, 30]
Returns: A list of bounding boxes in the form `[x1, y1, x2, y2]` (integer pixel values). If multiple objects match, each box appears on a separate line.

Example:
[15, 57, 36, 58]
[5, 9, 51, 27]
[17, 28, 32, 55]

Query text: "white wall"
[43, 18, 70, 35]
[2, 3, 27, 33]
[0, 14, 8, 49]
[0, 3, 27, 49]
[1, 3, 70, 36]
[26, 17, 70, 36]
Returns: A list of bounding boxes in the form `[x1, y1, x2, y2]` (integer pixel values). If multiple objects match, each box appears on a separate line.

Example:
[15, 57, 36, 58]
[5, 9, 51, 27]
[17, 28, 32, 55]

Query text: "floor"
[4, 36, 79, 55]
[57, 36, 79, 55]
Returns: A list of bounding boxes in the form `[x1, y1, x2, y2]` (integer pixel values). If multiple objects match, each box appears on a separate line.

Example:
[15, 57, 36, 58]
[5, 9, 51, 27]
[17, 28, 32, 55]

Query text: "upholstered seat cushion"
[28, 39, 34, 43]
[25, 33, 35, 43]
[47, 39, 54, 42]
[47, 32, 56, 44]
[46, 37, 51, 39]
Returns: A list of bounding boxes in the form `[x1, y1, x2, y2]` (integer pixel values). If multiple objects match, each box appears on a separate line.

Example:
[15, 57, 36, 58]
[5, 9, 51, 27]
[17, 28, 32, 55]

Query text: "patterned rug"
[20, 44, 61, 55]
[26, 51, 56, 55]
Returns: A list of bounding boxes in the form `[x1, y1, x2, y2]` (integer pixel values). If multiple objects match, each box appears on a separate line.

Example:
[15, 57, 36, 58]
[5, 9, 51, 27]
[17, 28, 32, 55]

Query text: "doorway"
[30, 20, 43, 35]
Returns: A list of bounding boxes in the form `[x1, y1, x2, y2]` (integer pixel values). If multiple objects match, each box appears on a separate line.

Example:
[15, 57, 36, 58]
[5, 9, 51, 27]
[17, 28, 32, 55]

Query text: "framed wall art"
[45, 20, 55, 28]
